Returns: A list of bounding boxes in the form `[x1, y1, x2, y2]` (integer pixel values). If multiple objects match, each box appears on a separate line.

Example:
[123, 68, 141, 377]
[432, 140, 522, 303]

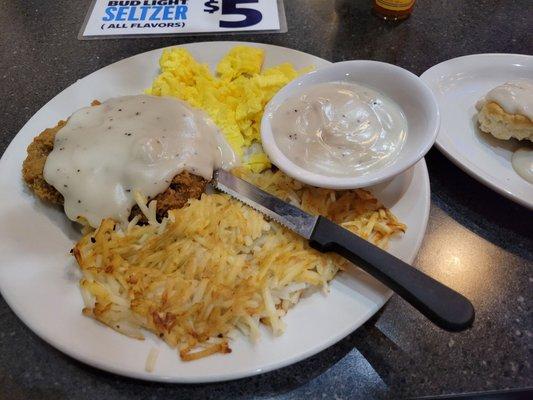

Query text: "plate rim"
[420, 52, 533, 209]
[0, 41, 431, 383]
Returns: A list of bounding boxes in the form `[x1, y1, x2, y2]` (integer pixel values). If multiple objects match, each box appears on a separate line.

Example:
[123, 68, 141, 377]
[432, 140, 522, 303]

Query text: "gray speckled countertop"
[0, 1, 532, 399]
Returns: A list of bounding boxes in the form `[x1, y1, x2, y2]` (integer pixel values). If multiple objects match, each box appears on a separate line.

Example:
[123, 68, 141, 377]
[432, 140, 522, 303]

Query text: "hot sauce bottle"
[373, 0, 415, 21]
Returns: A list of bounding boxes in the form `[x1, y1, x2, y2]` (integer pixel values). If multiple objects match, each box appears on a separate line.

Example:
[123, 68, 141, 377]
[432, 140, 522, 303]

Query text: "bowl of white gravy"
[261, 61, 440, 188]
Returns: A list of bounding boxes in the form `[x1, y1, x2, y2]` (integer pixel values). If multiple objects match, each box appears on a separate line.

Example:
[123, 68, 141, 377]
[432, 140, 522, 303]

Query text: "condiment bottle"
[373, 0, 415, 21]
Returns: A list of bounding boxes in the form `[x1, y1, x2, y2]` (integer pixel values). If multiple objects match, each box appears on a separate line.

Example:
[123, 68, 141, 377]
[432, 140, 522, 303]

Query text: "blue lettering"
[175, 5, 187, 20]
[127, 6, 139, 21]
[102, 7, 117, 21]
[116, 6, 128, 21]
[139, 6, 150, 20]
[149, 6, 163, 20]
[162, 6, 174, 20]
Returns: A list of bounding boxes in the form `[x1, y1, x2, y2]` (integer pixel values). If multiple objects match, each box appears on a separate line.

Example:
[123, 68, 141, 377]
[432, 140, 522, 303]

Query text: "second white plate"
[421, 53, 533, 209]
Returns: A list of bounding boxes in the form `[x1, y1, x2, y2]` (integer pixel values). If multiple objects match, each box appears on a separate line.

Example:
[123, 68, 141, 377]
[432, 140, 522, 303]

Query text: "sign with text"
[80, 0, 285, 39]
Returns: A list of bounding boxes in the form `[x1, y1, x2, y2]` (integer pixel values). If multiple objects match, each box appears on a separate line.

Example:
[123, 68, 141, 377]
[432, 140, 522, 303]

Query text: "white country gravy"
[44, 95, 237, 228]
[511, 147, 533, 184]
[271, 82, 407, 177]
[476, 80, 533, 120]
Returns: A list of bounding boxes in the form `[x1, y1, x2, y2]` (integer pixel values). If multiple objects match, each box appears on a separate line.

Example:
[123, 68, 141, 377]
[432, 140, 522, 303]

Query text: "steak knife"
[212, 169, 475, 332]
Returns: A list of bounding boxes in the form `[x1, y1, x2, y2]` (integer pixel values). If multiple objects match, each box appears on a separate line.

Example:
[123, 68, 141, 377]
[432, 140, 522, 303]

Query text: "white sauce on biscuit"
[476, 80, 533, 120]
[44, 95, 237, 228]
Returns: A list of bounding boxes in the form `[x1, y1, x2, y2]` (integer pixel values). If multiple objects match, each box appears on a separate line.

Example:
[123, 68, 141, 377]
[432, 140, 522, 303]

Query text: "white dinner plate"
[420, 54, 533, 209]
[0, 42, 430, 383]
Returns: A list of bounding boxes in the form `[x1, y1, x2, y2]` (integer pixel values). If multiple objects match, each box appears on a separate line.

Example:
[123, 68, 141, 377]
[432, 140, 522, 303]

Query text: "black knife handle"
[309, 216, 475, 331]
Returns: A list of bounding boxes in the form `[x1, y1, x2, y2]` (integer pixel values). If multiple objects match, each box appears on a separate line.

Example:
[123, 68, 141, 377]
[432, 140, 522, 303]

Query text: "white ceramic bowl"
[261, 60, 440, 188]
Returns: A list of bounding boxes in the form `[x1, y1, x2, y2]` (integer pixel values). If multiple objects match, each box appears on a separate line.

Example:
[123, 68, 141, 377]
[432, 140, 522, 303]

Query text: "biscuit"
[477, 101, 532, 141]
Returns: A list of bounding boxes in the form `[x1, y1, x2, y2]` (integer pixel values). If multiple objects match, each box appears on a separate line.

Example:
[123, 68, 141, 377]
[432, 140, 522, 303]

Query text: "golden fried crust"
[22, 120, 66, 205]
[22, 115, 207, 222]
[130, 171, 207, 223]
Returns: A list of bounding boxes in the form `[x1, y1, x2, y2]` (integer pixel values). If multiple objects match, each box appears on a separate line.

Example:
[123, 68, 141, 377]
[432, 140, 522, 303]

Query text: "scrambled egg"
[147, 46, 305, 172]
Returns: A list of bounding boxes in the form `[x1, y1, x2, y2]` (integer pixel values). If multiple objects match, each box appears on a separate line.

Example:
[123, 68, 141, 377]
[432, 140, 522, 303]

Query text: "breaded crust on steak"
[22, 119, 207, 223]
[22, 120, 67, 205]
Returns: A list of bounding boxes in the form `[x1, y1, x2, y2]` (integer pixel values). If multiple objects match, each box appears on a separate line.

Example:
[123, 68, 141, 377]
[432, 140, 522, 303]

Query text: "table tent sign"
[80, 0, 286, 39]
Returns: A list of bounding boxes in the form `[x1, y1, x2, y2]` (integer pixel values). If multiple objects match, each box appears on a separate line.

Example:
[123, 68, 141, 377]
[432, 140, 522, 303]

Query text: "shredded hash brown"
[74, 168, 406, 361]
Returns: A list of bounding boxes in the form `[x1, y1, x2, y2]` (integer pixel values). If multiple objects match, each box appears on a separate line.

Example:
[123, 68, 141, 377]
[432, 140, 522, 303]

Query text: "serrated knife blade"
[211, 169, 475, 332]
[212, 169, 318, 239]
